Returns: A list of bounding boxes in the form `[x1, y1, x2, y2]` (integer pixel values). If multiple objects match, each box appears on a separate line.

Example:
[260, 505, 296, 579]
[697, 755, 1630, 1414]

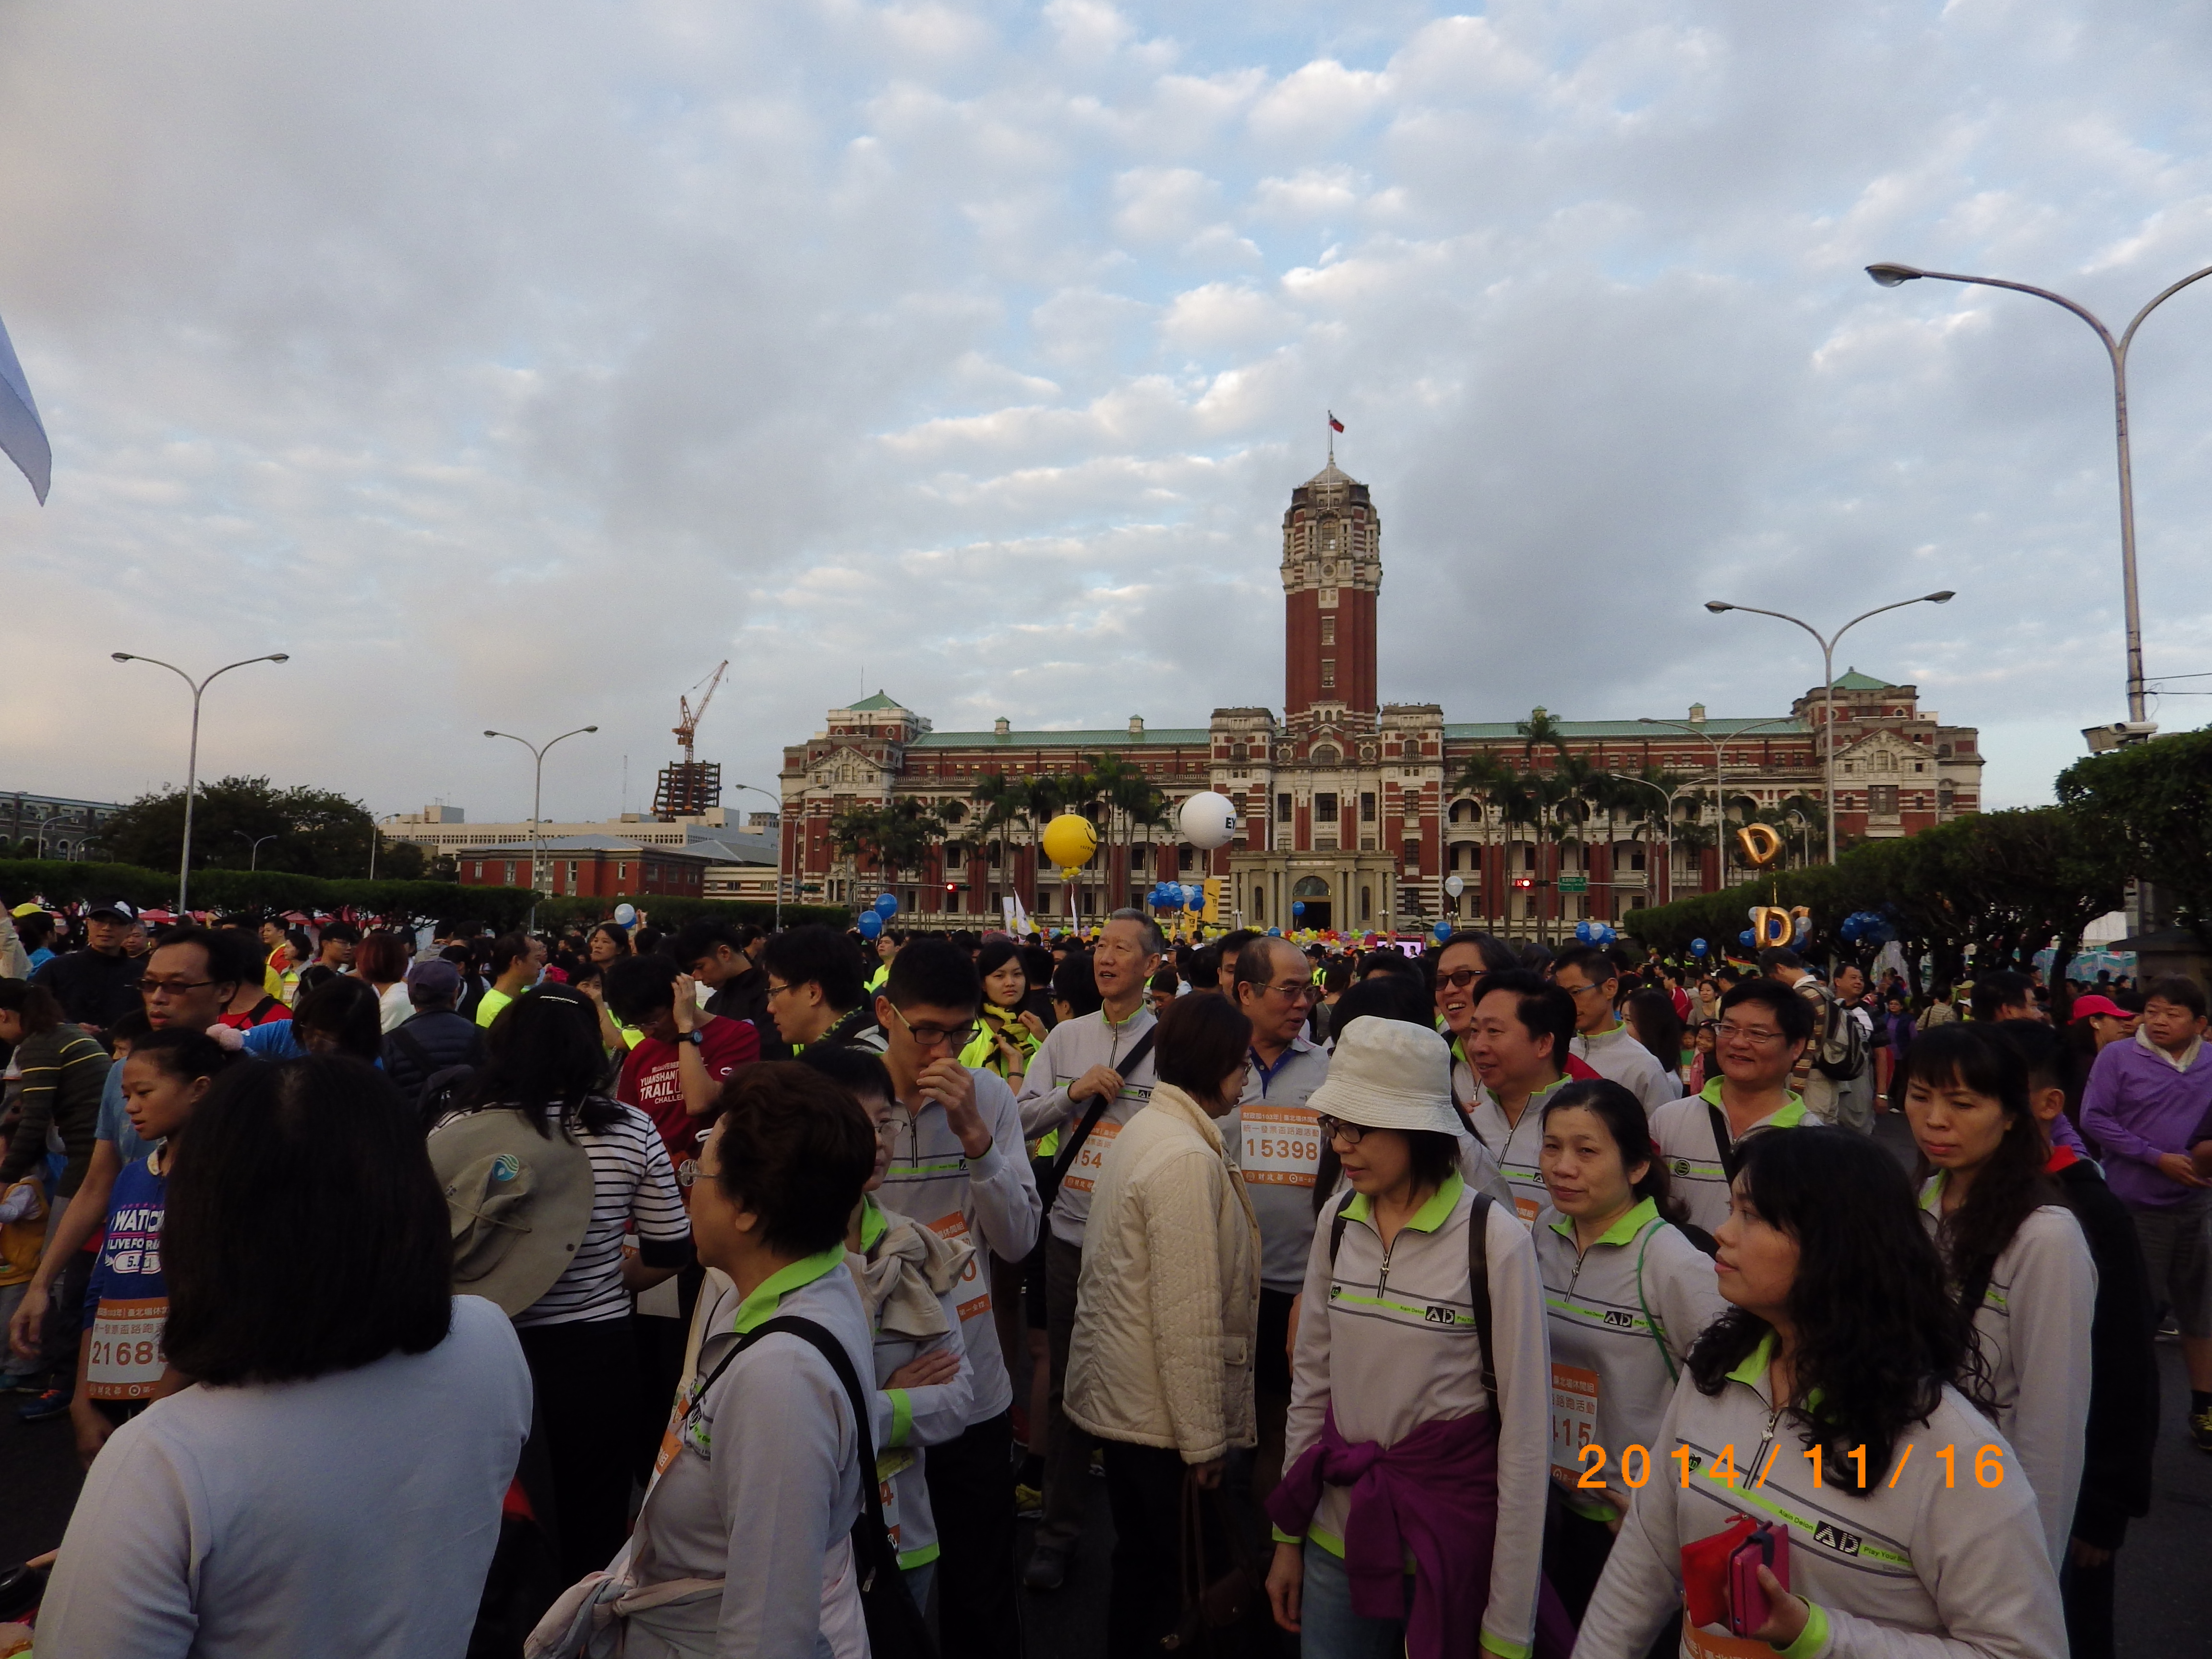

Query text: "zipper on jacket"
[1745, 1397, 1785, 1487]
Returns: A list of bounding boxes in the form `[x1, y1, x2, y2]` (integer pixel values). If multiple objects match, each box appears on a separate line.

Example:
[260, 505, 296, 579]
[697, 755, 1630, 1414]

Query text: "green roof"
[1443, 718, 1807, 740]
[911, 728, 1211, 749]
[1831, 669, 1892, 692]
[844, 690, 909, 712]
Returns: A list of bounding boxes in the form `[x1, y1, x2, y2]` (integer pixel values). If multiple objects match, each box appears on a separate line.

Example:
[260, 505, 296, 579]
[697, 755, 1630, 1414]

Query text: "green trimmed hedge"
[0, 859, 535, 929]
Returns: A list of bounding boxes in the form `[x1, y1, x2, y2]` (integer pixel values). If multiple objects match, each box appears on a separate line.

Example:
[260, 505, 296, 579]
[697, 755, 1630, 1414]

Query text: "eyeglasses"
[1263, 980, 1319, 1003]
[139, 978, 215, 998]
[1315, 1114, 1366, 1146]
[675, 1158, 700, 1189]
[890, 1004, 976, 1049]
[1715, 1022, 1786, 1046]
[1560, 980, 1611, 1000]
[764, 981, 793, 1000]
[1437, 968, 1481, 991]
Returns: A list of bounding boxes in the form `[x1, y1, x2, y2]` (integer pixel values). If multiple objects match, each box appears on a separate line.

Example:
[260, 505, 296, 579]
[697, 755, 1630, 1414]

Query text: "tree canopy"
[2056, 726, 2212, 947]
[93, 775, 428, 881]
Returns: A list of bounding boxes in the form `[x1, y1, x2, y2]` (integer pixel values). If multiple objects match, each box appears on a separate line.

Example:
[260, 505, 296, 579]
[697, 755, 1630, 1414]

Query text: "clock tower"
[1281, 459, 1379, 716]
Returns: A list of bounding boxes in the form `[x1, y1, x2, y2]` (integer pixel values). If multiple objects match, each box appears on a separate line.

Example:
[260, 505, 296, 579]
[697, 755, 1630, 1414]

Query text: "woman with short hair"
[1066, 991, 1262, 1658]
[354, 931, 413, 1033]
[1575, 1127, 2065, 1657]
[39, 1057, 532, 1657]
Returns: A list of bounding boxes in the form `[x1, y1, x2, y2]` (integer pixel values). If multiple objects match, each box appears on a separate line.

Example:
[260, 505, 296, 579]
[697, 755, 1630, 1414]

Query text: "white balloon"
[1178, 791, 1238, 851]
[613, 903, 637, 926]
[1443, 875, 1465, 898]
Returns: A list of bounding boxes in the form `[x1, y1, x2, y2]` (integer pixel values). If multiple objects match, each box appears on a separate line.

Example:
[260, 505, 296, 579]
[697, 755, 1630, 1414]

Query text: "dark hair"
[126, 1026, 239, 1087]
[588, 922, 634, 959]
[762, 924, 866, 1015]
[1322, 959, 1352, 994]
[1623, 987, 1685, 1077]
[796, 1042, 896, 1107]
[1756, 946, 1805, 973]
[1148, 966, 1180, 995]
[488, 933, 534, 978]
[1020, 944, 1056, 997]
[1404, 1130, 1461, 1193]
[1686, 1127, 1965, 1491]
[107, 1006, 153, 1048]
[14, 914, 53, 950]
[1988, 1018, 2074, 1099]
[973, 936, 1023, 999]
[353, 932, 409, 986]
[1969, 970, 2035, 1023]
[1551, 943, 1619, 991]
[293, 975, 385, 1061]
[711, 1062, 878, 1257]
[1232, 935, 1299, 1000]
[457, 988, 621, 1137]
[1719, 977, 1815, 1045]
[602, 952, 681, 1025]
[2144, 974, 2209, 1019]
[672, 918, 745, 971]
[286, 927, 313, 961]
[1051, 952, 1102, 1018]
[150, 926, 237, 990]
[1359, 944, 1425, 980]
[319, 921, 361, 947]
[1154, 991, 1252, 1099]
[1329, 971, 1434, 1031]
[0, 978, 63, 1036]
[1216, 928, 1261, 968]
[205, 926, 267, 993]
[1901, 1024, 2060, 1355]
[885, 937, 981, 1013]
[293, 963, 340, 1002]
[162, 1058, 454, 1384]
[1541, 1079, 1688, 1226]
[1471, 969, 1575, 1069]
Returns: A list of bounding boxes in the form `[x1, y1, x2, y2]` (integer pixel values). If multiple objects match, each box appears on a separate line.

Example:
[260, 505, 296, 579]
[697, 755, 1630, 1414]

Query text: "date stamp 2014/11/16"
[1560, 1441, 2008, 1492]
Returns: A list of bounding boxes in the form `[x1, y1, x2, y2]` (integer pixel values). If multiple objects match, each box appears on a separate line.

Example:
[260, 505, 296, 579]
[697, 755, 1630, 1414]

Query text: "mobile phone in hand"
[1726, 1523, 1789, 1637]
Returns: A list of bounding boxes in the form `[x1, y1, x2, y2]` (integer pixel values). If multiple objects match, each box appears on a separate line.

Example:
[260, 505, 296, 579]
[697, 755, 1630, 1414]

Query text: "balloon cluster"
[1147, 881, 1204, 913]
[1573, 921, 1619, 945]
[856, 890, 898, 939]
[1838, 910, 1896, 946]
[1747, 904, 1812, 949]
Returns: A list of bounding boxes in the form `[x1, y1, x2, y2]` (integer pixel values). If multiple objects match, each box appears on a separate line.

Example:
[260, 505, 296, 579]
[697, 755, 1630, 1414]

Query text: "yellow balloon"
[1039, 813, 1099, 873]
[1736, 823, 1783, 867]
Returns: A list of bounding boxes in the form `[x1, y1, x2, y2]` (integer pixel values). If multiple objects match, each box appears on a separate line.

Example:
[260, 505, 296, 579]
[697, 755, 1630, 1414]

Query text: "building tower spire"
[1280, 453, 1379, 717]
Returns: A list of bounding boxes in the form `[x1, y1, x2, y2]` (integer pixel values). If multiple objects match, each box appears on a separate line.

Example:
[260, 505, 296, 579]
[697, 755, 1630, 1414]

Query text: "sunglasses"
[1437, 968, 1480, 992]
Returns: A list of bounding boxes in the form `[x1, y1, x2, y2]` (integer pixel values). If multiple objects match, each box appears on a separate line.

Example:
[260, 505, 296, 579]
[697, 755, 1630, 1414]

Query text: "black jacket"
[382, 1008, 488, 1102]
[2056, 1154, 2159, 1549]
[706, 965, 791, 1061]
[31, 947, 144, 1031]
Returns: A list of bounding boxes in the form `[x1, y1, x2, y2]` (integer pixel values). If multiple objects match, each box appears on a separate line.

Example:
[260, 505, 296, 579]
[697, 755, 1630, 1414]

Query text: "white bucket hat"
[1309, 1017, 1466, 1136]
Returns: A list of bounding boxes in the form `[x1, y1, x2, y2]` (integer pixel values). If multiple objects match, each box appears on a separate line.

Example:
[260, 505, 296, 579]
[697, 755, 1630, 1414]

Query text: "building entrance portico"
[1232, 849, 1399, 936]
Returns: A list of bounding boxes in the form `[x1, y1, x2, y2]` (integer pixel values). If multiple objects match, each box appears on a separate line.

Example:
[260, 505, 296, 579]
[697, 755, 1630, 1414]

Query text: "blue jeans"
[902, 1562, 935, 1615]
[1300, 1541, 1411, 1659]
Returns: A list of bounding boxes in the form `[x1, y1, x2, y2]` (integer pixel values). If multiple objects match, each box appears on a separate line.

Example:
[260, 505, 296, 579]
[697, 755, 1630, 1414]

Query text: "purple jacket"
[2081, 1034, 2212, 1210]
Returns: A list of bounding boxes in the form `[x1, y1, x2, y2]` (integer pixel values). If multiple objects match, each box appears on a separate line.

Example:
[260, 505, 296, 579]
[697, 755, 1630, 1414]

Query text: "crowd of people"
[0, 891, 2202, 1659]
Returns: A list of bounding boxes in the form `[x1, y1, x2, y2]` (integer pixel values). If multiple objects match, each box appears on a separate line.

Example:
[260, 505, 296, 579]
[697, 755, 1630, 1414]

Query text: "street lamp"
[1600, 774, 1699, 908]
[1703, 594, 1954, 864]
[1636, 717, 1800, 890]
[113, 652, 290, 914]
[484, 725, 599, 927]
[36, 813, 82, 861]
[726, 783, 786, 932]
[1867, 259, 2212, 724]
[233, 830, 277, 871]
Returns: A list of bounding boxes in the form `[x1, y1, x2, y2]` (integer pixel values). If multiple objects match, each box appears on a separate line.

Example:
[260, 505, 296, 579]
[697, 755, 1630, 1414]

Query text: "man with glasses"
[10, 926, 239, 1420]
[1648, 978, 1814, 1236]
[1224, 935, 1331, 1498]
[605, 953, 759, 1168]
[868, 937, 1038, 1658]
[30, 899, 144, 1031]
[1555, 943, 1679, 1115]
[1464, 969, 1581, 1225]
[1016, 909, 1164, 1591]
[760, 923, 878, 1051]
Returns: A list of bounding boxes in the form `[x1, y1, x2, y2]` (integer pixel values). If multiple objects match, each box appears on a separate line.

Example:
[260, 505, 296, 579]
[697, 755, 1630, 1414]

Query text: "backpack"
[1809, 987, 1867, 1082]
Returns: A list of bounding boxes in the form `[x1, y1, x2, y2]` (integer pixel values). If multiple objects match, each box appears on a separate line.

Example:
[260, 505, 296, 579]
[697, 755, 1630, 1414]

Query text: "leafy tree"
[95, 776, 427, 882]
[2056, 727, 2212, 948]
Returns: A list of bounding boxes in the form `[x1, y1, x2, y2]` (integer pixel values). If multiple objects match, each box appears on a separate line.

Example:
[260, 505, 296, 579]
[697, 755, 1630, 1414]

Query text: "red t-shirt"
[618, 1015, 759, 1165]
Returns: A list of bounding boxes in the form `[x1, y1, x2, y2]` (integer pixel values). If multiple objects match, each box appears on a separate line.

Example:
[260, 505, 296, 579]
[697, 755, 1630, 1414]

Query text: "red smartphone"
[1726, 1522, 1790, 1637]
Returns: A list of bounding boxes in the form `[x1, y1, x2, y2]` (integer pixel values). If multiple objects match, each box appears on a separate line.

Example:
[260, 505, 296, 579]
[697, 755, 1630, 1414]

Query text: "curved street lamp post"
[1635, 717, 1801, 891]
[727, 783, 785, 934]
[484, 726, 599, 929]
[1701, 594, 1954, 865]
[1867, 260, 2212, 725]
[113, 652, 290, 914]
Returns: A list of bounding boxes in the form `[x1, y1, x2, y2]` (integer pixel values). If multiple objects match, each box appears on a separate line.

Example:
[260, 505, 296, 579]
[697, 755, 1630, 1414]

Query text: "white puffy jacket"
[1065, 1083, 1262, 1462]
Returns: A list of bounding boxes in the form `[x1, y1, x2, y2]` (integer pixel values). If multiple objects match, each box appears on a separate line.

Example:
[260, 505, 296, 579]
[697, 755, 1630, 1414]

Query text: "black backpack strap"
[1706, 1102, 1742, 1187]
[1325, 1187, 1358, 1265]
[1037, 1026, 1157, 1208]
[1466, 1191, 1498, 1399]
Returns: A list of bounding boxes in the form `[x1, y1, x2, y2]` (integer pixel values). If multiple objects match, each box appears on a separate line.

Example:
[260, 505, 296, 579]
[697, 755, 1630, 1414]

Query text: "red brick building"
[779, 460, 1982, 937]
[456, 835, 712, 900]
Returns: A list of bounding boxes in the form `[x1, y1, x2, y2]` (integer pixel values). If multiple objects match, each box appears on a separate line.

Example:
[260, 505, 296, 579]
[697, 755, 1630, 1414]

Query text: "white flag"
[0, 308, 49, 504]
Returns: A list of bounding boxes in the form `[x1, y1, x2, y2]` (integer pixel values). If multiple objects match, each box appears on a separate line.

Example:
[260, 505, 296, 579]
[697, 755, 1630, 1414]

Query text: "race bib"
[876, 1446, 917, 1551]
[1240, 1106, 1322, 1188]
[1062, 1119, 1122, 1197]
[87, 1297, 168, 1401]
[1548, 1361, 1600, 1485]
[1509, 1177, 1544, 1226]
[928, 1213, 991, 1322]
[1682, 1624, 1779, 1659]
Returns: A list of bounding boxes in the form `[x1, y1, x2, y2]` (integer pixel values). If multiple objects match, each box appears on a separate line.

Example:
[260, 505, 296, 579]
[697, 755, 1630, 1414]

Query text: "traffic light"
[1511, 877, 1534, 890]
[944, 882, 959, 903]
[1202, 877, 1224, 925]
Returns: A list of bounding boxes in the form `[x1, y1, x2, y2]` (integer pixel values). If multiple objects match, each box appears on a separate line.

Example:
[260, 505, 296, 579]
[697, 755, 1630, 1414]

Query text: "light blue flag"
[0, 307, 50, 504]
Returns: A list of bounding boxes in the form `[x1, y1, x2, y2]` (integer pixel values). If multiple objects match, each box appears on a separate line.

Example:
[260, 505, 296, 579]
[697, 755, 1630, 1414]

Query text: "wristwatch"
[679, 1029, 705, 1046]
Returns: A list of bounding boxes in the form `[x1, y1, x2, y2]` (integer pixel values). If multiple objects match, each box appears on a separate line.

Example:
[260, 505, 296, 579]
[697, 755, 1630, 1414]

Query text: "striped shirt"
[438, 1101, 689, 1327]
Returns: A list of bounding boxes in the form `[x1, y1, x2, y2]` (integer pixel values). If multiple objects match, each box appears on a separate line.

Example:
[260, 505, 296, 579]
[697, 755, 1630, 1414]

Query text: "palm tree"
[1515, 707, 1570, 769]
[828, 806, 888, 902]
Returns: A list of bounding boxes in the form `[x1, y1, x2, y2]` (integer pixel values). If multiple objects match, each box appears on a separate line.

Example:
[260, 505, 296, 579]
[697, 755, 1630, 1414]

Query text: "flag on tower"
[1328, 412, 1345, 433]
[0, 305, 50, 504]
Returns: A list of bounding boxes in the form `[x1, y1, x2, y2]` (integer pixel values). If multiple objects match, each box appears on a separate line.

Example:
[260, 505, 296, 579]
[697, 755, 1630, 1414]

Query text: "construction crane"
[653, 660, 729, 820]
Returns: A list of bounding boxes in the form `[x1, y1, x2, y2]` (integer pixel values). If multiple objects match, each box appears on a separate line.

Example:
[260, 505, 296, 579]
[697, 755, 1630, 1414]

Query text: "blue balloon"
[1292, 900, 1306, 917]
[1574, 921, 1593, 943]
[1691, 938, 1708, 957]
[1267, 927, 1283, 937]
[1738, 928, 1755, 947]
[1434, 918, 1454, 941]
[874, 892, 899, 918]
[857, 910, 884, 940]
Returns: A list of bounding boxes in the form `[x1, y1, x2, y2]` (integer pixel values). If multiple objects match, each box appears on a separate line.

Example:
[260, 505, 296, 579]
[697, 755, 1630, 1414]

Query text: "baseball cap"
[9, 902, 46, 919]
[87, 899, 140, 922]
[406, 957, 463, 1000]
[2069, 994, 2128, 1023]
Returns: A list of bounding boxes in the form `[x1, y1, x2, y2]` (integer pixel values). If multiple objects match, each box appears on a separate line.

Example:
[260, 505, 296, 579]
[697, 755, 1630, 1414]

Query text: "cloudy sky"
[2, 0, 2209, 830]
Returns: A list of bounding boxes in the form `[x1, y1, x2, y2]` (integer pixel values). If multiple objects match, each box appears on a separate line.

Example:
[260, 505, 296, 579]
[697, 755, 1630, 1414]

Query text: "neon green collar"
[859, 1193, 889, 1251]
[1699, 1077, 1807, 1127]
[1340, 1170, 1465, 1233]
[1919, 1171, 1947, 1213]
[1728, 1331, 1779, 1388]
[730, 1244, 847, 1335]
[1547, 1194, 1659, 1247]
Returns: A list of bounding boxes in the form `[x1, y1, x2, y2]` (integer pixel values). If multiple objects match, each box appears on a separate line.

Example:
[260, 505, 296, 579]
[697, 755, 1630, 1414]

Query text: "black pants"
[1036, 1233, 1093, 1553]
[1101, 1440, 1229, 1659]
[1542, 1493, 1615, 1624]
[922, 1408, 1024, 1659]
[518, 1319, 643, 1587]
[2064, 1551, 2118, 1659]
